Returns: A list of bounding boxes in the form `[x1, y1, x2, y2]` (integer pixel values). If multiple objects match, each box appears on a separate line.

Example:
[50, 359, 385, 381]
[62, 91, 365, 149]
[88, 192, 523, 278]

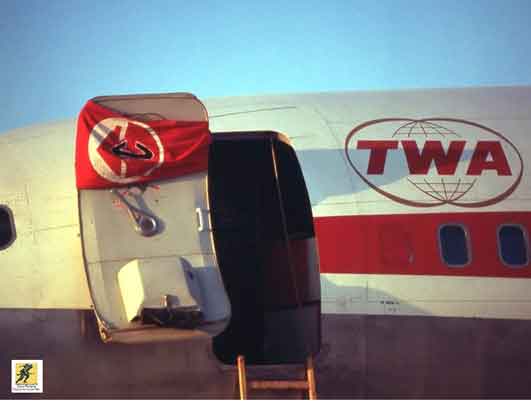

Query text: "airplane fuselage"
[2, 86, 531, 398]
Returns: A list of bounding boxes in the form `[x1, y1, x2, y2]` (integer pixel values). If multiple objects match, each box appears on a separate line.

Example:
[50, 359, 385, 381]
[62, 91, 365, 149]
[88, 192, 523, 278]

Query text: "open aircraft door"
[208, 132, 321, 364]
[76, 93, 230, 343]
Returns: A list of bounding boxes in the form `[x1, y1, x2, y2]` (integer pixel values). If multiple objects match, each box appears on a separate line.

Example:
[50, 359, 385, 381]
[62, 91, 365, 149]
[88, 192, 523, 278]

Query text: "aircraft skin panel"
[207, 88, 531, 216]
[311, 86, 531, 123]
[322, 273, 531, 318]
[79, 173, 211, 263]
[78, 154, 228, 331]
[0, 121, 91, 309]
[312, 196, 531, 217]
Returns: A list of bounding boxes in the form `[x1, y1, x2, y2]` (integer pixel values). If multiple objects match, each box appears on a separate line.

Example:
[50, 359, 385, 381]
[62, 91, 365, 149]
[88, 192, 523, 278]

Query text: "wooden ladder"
[236, 355, 317, 399]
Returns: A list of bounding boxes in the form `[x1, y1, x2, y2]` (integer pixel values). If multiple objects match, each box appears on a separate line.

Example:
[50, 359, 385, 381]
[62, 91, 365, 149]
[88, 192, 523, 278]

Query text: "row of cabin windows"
[440, 224, 529, 267]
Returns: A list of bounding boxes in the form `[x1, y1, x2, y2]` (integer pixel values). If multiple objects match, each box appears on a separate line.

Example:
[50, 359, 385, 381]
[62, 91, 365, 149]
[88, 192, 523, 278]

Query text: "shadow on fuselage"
[296, 147, 478, 206]
[317, 277, 531, 399]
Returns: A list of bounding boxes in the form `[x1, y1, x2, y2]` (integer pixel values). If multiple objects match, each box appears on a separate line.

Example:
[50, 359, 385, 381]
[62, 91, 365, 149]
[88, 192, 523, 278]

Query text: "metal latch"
[111, 188, 159, 237]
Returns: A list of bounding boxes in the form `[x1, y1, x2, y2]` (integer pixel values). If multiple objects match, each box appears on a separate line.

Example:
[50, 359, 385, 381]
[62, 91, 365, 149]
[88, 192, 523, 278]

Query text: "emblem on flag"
[76, 100, 211, 189]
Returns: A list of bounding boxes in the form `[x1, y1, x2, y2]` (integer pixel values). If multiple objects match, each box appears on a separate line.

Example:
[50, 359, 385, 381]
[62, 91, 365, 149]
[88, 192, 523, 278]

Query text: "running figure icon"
[15, 363, 33, 384]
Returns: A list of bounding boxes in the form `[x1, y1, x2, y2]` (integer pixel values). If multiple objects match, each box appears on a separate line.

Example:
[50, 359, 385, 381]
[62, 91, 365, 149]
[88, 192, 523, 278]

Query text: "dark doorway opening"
[208, 132, 320, 365]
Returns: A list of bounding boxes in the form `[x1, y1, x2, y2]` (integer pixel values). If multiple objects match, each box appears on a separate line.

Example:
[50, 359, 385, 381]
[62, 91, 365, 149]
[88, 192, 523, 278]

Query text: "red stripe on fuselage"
[314, 211, 531, 278]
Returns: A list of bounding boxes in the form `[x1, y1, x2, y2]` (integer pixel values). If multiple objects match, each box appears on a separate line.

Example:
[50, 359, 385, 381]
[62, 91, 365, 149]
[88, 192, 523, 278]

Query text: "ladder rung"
[236, 355, 317, 399]
[249, 380, 310, 390]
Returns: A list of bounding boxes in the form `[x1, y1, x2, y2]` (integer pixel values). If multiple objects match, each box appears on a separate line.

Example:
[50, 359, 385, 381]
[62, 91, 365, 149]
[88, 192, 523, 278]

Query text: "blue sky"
[2, 0, 531, 132]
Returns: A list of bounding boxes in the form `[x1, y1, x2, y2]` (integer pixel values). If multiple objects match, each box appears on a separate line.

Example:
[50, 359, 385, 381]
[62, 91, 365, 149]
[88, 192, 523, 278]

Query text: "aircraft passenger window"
[498, 225, 528, 267]
[0, 206, 15, 250]
[439, 224, 470, 267]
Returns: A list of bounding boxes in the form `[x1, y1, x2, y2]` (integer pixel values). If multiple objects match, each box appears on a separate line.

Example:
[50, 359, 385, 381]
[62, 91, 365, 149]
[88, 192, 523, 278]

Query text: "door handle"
[196, 207, 204, 232]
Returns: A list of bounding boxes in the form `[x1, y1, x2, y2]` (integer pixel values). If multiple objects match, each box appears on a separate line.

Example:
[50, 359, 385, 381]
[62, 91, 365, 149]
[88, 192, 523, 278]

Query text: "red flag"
[75, 100, 211, 189]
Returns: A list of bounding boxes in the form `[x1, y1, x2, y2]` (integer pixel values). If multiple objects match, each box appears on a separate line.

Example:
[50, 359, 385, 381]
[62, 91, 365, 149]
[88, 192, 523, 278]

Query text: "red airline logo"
[357, 140, 511, 176]
[344, 118, 523, 207]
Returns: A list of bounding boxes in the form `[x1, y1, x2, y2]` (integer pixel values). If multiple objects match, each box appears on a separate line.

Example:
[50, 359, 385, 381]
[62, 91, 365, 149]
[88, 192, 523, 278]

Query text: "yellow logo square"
[15, 362, 38, 385]
[11, 359, 43, 393]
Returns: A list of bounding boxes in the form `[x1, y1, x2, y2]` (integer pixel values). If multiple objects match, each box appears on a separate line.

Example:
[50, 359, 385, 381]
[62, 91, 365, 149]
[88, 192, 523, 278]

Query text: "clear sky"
[2, 0, 531, 132]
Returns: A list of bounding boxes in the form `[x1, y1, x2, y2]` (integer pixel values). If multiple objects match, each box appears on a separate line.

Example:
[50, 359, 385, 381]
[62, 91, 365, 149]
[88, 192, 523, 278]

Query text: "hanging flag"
[75, 100, 211, 189]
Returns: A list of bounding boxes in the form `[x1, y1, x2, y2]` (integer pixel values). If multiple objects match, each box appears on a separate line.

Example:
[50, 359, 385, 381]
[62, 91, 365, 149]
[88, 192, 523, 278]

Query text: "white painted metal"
[322, 273, 531, 319]
[0, 121, 90, 309]
[79, 174, 230, 331]
[118, 257, 203, 322]
[206, 87, 531, 217]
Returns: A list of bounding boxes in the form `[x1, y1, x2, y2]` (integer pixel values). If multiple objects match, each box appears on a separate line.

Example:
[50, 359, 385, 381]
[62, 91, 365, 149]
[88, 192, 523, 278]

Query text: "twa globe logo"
[394, 120, 474, 203]
[344, 118, 523, 208]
